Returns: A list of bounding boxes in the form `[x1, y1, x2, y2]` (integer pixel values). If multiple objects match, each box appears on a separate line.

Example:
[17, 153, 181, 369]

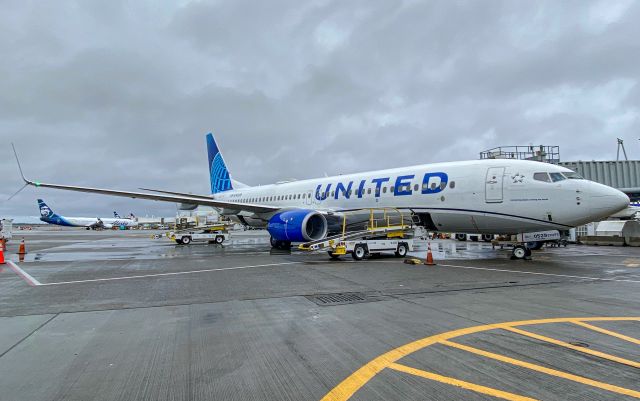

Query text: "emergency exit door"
[485, 167, 505, 203]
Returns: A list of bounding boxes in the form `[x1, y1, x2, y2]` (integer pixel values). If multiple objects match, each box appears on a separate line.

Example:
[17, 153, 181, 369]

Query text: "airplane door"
[305, 191, 313, 206]
[485, 167, 505, 203]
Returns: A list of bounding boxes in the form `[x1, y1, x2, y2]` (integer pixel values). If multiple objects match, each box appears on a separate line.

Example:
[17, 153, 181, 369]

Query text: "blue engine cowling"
[267, 209, 328, 242]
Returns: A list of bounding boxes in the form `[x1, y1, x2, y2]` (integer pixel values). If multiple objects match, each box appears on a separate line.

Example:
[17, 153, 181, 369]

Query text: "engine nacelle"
[267, 210, 328, 242]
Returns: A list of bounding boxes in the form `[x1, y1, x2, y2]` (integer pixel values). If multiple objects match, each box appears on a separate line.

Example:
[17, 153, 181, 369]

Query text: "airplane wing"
[13, 144, 291, 215]
[23, 179, 279, 214]
[22, 179, 279, 214]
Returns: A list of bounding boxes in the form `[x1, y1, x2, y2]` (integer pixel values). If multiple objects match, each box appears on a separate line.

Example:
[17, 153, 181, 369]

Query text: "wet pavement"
[0, 229, 639, 401]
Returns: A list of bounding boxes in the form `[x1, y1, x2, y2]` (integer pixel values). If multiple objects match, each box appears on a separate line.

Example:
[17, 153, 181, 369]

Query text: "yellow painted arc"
[320, 317, 640, 401]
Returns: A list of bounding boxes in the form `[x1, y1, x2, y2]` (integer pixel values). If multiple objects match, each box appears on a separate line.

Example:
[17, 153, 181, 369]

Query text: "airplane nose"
[590, 182, 629, 217]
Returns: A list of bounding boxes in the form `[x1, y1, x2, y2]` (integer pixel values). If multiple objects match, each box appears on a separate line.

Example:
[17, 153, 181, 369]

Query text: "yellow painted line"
[571, 320, 640, 346]
[504, 326, 640, 369]
[320, 317, 640, 401]
[440, 340, 640, 398]
[387, 362, 539, 401]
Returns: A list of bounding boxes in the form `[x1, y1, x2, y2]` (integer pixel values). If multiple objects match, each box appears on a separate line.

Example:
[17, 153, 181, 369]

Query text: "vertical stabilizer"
[37, 199, 55, 221]
[206, 133, 234, 194]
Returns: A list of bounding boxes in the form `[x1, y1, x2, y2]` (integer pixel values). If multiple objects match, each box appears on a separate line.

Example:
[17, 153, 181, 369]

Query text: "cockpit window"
[533, 172, 551, 182]
[549, 172, 566, 182]
[562, 171, 583, 179]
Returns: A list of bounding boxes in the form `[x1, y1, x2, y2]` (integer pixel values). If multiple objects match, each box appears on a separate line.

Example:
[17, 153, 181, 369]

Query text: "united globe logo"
[210, 153, 232, 193]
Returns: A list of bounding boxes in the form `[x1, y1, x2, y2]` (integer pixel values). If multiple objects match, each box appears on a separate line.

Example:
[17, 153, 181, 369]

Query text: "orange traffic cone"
[0, 243, 5, 265]
[18, 239, 27, 255]
[0, 238, 5, 252]
[425, 242, 436, 266]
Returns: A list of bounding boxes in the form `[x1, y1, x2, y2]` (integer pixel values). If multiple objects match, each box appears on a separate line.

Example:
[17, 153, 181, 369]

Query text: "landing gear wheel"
[214, 236, 224, 244]
[328, 251, 341, 260]
[181, 236, 192, 245]
[455, 234, 466, 241]
[175, 238, 183, 245]
[395, 242, 408, 257]
[511, 245, 526, 260]
[352, 244, 367, 261]
[270, 237, 291, 250]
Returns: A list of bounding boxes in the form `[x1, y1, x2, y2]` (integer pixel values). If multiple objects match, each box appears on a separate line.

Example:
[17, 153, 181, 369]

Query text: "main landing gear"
[511, 244, 532, 260]
[270, 236, 291, 250]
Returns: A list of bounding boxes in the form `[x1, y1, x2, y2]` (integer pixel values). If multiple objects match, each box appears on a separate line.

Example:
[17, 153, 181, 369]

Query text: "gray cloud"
[1, 0, 638, 217]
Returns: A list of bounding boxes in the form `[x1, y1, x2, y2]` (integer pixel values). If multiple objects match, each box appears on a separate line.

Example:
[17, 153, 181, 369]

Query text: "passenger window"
[414, 184, 419, 191]
[449, 181, 455, 189]
[533, 172, 551, 183]
[390, 186, 395, 193]
[368, 188, 372, 194]
[550, 173, 565, 182]
[383, 187, 387, 193]
[431, 182, 437, 189]
[440, 182, 446, 190]
[348, 190, 352, 196]
[422, 183, 429, 190]
[331, 191, 335, 197]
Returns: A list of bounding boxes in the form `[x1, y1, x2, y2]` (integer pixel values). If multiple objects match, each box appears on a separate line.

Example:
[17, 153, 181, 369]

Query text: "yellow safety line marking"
[320, 317, 640, 401]
[387, 363, 539, 401]
[504, 327, 640, 369]
[440, 340, 640, 398]
[571, 320, 640, 346]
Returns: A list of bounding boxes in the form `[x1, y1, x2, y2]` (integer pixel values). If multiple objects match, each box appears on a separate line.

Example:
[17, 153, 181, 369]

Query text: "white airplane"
[38, 199, 138, 229]
[15, 134, 628, 258]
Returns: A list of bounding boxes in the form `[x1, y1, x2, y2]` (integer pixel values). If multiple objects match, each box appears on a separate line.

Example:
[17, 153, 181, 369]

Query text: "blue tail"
[206, 133, 233, 194]
[37, 199, 55, 221]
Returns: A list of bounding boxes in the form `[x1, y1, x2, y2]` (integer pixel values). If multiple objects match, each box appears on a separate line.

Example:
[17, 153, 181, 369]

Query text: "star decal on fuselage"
[512, 173, 525, 183]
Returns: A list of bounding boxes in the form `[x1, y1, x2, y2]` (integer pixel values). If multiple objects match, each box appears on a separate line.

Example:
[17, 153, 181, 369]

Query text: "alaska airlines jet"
[38, 199, 138, 229]
[16, 135, 627, 252]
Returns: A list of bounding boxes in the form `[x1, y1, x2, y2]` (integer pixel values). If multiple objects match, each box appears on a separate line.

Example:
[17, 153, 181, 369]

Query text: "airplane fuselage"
[213, 159, 628, 235]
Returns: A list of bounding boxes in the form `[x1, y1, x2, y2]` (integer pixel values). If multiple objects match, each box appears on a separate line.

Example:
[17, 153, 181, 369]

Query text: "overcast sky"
[1, 0, 638, 217]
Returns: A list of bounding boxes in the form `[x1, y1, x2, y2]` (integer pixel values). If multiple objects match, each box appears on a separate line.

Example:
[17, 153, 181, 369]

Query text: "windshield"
[549, 172, 566, 182]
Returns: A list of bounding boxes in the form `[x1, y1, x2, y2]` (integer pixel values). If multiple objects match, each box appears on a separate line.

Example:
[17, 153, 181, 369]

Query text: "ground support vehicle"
[491, 230, 563, 259]
[162, 223, 233, 245]
[299, 208, 416, 260]
[0, 219, 13, 242]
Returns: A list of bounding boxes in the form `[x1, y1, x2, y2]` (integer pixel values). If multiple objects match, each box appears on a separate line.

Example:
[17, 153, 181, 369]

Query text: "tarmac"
[0, 228, 639, 401]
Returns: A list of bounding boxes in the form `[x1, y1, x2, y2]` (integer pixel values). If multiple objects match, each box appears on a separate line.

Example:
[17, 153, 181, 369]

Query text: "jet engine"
[267, 210, 328, 242]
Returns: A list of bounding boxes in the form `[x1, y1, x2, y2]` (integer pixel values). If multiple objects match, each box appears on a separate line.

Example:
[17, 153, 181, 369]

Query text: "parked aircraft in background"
[38, 199, 138, 229]
[15, 135, 628, 255]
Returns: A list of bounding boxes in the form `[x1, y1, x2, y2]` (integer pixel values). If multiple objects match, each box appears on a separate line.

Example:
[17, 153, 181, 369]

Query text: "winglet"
[11, 143, 35, 186]
[7, 143, 35, 200]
